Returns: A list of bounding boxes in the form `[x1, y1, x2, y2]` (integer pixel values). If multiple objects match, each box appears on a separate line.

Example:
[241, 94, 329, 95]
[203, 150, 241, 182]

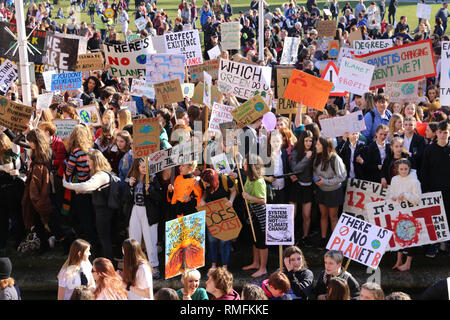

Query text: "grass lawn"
[26, 0, 449, 38]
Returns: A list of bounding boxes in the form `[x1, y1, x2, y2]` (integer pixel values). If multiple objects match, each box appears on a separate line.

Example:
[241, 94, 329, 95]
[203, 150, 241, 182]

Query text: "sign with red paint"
[196, 198, 242, 241]
[164, 30, 203, 66]
[327, 213, 393, 269]
[343, 178, 388, 221]
[366, 192, 450, 251]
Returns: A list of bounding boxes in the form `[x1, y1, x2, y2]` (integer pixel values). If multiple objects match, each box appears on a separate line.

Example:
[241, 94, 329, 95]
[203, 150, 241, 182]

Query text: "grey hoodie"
[290, 149, 313, 184]
[313, 153, 347, 192]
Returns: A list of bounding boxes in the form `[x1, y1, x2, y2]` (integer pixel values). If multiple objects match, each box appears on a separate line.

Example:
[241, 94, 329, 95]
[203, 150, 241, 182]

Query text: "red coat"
[51, 135, 67, 177]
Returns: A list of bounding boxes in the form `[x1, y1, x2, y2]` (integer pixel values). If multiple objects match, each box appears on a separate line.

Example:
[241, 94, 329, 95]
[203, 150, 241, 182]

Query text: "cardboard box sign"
[154, 79, 184, 106]
[196, 198, 242, 241]
[76, 52, 105, 71]
[231, 95, 270, 127]
[0, 97, 34, 132]
[132, 117, 161, 158]
[317, 20, 337, 38]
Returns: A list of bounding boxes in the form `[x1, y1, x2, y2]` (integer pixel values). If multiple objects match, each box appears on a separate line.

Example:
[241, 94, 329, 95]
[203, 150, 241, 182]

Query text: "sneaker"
[152, 267, 160, 279]
[425, 244, 438, 258]
[318, 238, 328, 250]
[48, 236, 56, 249]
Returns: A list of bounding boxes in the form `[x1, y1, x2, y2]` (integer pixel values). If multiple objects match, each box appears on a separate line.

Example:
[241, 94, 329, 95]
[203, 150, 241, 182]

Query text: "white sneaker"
[48, 236, 56, 248]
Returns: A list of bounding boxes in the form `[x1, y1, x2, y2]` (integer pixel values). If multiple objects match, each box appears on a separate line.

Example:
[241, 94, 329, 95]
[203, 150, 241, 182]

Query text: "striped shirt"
[66, 147, 90, 182]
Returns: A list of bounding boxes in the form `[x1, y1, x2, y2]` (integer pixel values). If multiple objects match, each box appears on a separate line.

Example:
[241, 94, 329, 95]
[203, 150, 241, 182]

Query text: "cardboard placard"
[328, 40, 340, 59]
[327, 213, 393, 269]
[103, 35, 155, 78]
[145, 54, 186, 84]
[164, 30, 203, 66]
[132, 117, 161, 157]
[196, 198, 242, 241]
[0, 59, 18, 94]
[266, 204, 295, 246]
[45, 33, 87, 72]
[218, 59, 272, 103]
[231, 95, 270, 126]
[52, 119, 79, 139]
[154, 79, 184, 106]
[349, 30, 363, 46]
[209, 102, 236, 133]
[192, 82, 224, 107]
[283, 69, 333, 111]
[385, 81, 419, 103]
[335, 57, 375, 95]
[280, 37, 300, 65]
[354, 39, 436, 89]
[76, 52, 104, 71]
[188, 58, 220, 83]
[317, 20, 337, 38]
[366, 192, 450, 251]
[165, 211, 205, 279]
[343, 178, 388, 221]
[0, 97, 34, 132]
[76, 105, 101, 126]
[220, 22, 241, 50]
[319, 110, 366, 138]
[50, 72, 82, 91]
[275, 66, 299, 113]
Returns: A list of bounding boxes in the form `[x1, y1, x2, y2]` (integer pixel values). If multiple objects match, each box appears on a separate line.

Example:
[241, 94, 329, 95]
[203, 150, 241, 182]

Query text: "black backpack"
[103, 171, 122, 210]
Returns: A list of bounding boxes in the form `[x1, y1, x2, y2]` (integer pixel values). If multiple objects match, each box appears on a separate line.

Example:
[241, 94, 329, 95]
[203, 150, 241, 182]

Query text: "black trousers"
[95, 206, 114, 260]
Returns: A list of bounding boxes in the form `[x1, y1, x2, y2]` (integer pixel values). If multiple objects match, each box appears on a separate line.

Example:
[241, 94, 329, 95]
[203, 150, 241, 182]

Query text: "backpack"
[221, 173, 239, 194]
[103, 171, 122, 210]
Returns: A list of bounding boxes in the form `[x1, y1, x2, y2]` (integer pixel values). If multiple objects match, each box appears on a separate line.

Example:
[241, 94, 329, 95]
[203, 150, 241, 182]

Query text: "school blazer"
[336, 139, 367, 180]
[400, 133, 426, 171]
[381, 151, 414, 184]
[362, 141, 390, 183]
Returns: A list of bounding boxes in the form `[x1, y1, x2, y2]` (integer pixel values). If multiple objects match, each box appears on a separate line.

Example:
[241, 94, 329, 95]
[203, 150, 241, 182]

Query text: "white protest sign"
[208, 45, 222, 60]
[353, 39, 393, 54]
[266, 204, 295, 246]
[211, 153, 232, 174]
[319, 110, 366, 138]
[0, 59, 18, 94]
[366, 192, 450, 251]
[148, 141, 202, 175]
[218, 59, 272, 102]
[164, 30, 203, 66]
[337, 47, 354, 66]
[320, 61, 347, 96]
[327, 213, 393, 269]
[145, 54, 186, 84]
[208, 102, 236, 133]
[221, 22, 240, 50]
[440, 42, 450, 105]
[76, 105, 101, 126]
[135, 16, 148, 31]
[417, 3, 432, 20]
[52, 119, 79, 139]
[343, 178, 388, 221]
[280, 37, 300, 65]
[36, 92, 54, 110]
[182, 83, 195, 98]
[43, 70, 57, 92]
[335, 57, 375, 95]
[203, 71, 212, 108]
[123, 101, 137, 116]
[130, 78, 155, 98]
[103, 35, 155, 78]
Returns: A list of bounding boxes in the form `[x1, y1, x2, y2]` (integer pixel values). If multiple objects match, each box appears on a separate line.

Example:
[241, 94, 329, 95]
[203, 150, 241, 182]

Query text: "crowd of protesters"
[0, 0, 450, 300]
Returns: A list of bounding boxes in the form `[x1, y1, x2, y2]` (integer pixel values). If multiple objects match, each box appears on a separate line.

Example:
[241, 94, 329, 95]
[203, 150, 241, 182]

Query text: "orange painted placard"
[283, 69, 333, 111]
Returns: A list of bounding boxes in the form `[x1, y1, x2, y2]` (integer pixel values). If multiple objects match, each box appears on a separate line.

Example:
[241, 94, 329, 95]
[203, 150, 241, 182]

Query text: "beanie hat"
[0, 257, 12, 280]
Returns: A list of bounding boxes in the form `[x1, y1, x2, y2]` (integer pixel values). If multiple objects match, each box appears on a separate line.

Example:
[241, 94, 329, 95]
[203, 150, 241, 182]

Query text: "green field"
[26, 0, 449, 38]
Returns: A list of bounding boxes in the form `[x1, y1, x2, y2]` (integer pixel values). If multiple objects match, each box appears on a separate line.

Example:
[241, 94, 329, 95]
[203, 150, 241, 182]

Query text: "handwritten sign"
[192, 82, 224, 107]
[0, 59, 18, 94]
[354, 39, 436, 89]
[209, 103, 236, 133]
[148, 141, 202, 175]
[275, 67, 299, 113]
[335, 57, 375, 95]
[417, 3, 432, 20]
[36, 92, 54, 110]
[211, 153, 232, 174]
[164, 30, 203, 66]
[440, 41, 450, 105]
[135, 16, 148, 31]
[317, 20, 337, 38]
[280, 37, 300, 65]
[344, 178, 388, 221]
[181, 83, 195, 98]
[385, 81, 419, 103]
[327, 213, 393, 269]
[45, 33, 87, 72]
[203, 71, 212, 108]
[0, 97, 34, 132]
[231, 95, 270, 127]
[76, 105, 101, 126]
[76, 52, 104, 71]
[266, 204, 295, 246]
[283, 69, 333, 111]
[53, 119, 79, 139]
[154, 79, 184, 106]
[188, 58, 220, 82]
[320, 110, 366, 138]
[133, 117, 161, 157]
[50, 72, 82, 91]
[220, 22, 240, 50]
[130, 78, 155, 98]
[196, 198, 242, 241]
[353, 39, 393, 54]
[366, 192, 450, 251]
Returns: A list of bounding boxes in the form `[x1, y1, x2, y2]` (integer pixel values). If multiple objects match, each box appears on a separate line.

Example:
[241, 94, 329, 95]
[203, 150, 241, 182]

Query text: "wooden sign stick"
[145, 156, 149, 195]
[279, 245, 283, 271]
[233, 143, 257, 243]
[204, 106, 209, 167]
[343, 258, 351, 273]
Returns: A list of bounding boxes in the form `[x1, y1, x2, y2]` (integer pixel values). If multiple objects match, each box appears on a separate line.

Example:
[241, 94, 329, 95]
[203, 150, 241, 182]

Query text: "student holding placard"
[313, 136, 347, 249]
[199, 168, 237, 270]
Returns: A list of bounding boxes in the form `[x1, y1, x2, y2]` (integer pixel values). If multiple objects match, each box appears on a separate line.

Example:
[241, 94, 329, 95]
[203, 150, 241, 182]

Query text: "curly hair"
[200, 168, 219, 194]
[67, 124, 93, 153]
[208, 267, 233, 296]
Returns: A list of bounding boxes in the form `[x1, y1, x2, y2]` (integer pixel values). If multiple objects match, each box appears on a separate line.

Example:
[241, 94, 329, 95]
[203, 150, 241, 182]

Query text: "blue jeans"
[207, 229, 231, 265]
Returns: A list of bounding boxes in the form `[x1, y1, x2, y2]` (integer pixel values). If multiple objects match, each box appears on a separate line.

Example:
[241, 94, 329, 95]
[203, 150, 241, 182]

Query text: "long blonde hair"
[387, 113, 403, 142]
[117, 108, 132, 131]
[87, 149, 112, 174]
[0, 133, 12, 156]
[67, 124, 93, 153]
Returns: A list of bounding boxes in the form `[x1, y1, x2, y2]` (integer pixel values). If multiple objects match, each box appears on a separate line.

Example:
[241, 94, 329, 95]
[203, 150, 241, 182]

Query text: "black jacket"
[312, 270, 360, 300]
[123, 178, 163, 225]
[381, 151, 414, 184]
[362, 141, 390, 183]
[284, 268, 314, 300]
[400, 133, 426, 174]
[419, 141, 450, 193]
[336, 139, 367, 180]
